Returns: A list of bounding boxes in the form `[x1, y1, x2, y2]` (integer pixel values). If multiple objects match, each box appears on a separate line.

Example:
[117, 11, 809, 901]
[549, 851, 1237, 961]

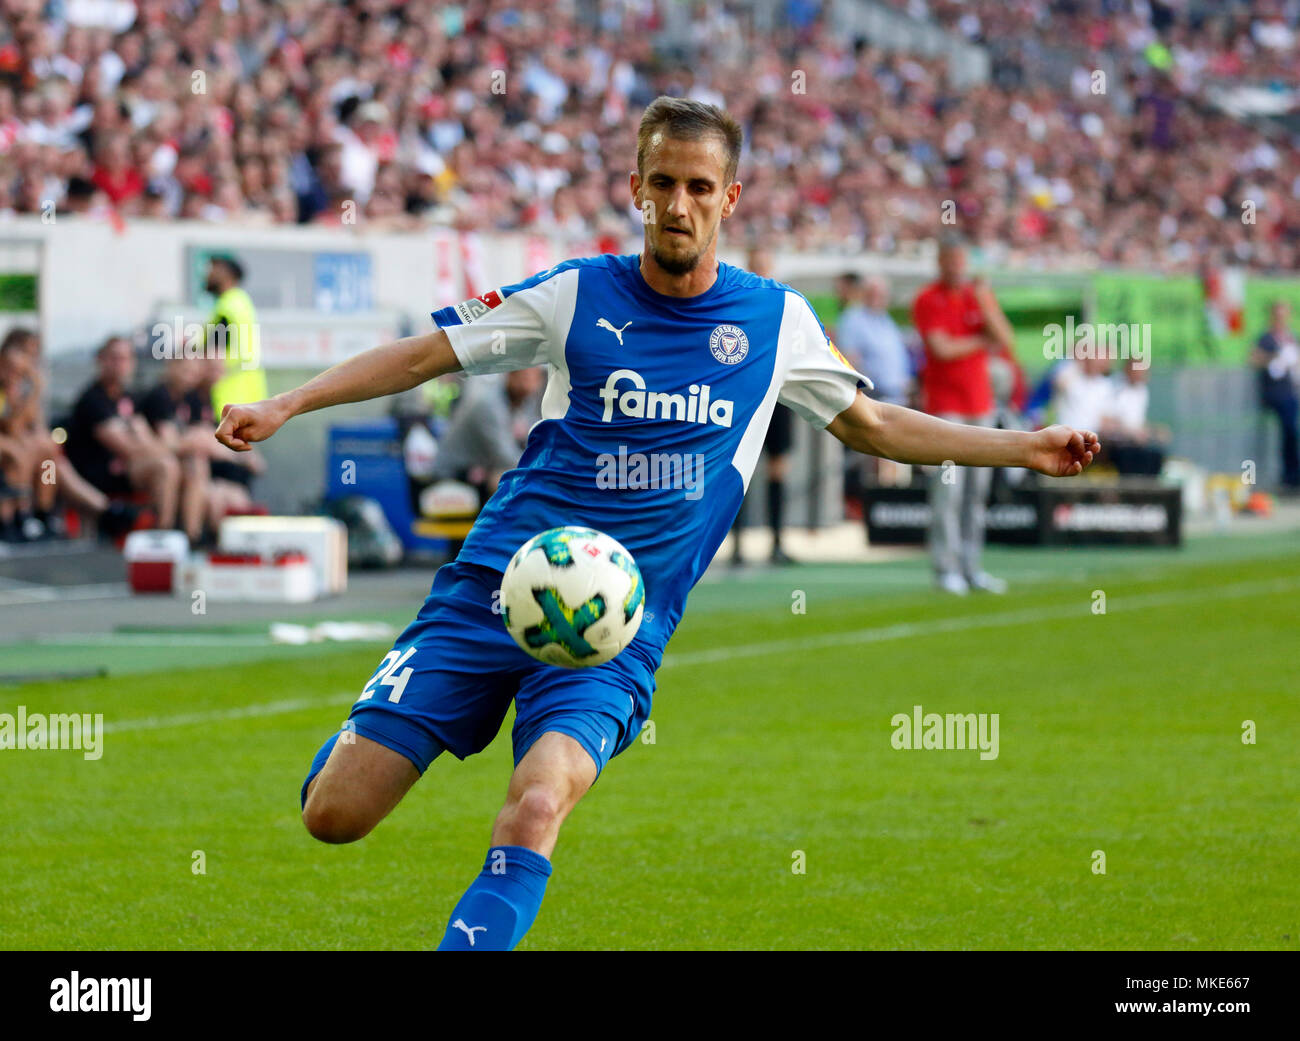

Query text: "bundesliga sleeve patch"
[451, 289, 504, 325]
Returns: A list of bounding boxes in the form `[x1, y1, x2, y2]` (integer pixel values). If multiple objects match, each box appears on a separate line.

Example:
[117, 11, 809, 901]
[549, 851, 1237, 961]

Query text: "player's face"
[632, 133, 740, 277]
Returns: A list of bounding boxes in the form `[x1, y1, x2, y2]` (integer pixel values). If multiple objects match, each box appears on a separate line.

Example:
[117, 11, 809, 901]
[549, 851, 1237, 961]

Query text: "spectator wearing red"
[90, 135, 144, 208]
[912, 237, 1014, 595]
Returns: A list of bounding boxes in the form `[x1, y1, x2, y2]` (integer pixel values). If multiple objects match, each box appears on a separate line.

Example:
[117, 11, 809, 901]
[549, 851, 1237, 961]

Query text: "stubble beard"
[648, 223, 716, 277]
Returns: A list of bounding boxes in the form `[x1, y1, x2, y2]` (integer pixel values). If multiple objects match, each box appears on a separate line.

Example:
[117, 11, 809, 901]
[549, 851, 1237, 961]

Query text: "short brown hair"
[0, 328, 34, 353]
[637, 96, 743, 184]
[97, 335, 130, 358]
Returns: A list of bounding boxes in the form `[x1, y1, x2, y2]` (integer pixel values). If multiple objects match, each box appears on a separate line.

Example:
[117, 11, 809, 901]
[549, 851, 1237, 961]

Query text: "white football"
[500, 526, 645, 668]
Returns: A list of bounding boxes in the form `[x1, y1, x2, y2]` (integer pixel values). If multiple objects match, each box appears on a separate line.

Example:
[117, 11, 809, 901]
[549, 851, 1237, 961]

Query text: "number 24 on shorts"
[357, 646, 417, 704]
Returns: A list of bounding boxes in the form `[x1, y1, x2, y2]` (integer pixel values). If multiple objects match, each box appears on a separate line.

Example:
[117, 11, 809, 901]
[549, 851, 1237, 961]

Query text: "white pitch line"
[661, 575, 1300, 669]
[0, 582, 129, 606]
[101, 694, 346, 734]
[30, 633, 276, 647]
[72, 573, 1300, 736]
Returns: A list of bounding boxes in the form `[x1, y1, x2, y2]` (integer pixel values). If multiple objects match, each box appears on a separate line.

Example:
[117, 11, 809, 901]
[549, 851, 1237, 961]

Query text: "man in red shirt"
[912, 237, 1015, 594]
[89, 137, 145, 209]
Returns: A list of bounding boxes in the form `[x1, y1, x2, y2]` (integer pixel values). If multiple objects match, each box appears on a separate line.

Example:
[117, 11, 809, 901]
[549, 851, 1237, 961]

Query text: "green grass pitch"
[1, 533, 1297, 950]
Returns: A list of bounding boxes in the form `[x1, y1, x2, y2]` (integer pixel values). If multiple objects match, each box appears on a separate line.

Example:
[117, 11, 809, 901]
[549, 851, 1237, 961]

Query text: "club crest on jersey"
[452, 289, 503, 324]
[708, 324, 749, 365]
[599, 368, 734, 428]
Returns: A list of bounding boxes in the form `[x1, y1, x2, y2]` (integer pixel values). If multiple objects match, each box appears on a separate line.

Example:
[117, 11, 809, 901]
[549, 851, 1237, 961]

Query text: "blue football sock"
[437, 845, 553, 951]
[300, 730, 340, 810]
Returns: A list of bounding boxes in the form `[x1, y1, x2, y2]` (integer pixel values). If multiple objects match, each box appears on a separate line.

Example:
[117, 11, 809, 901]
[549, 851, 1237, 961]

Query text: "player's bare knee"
[507, 784, 566, 832]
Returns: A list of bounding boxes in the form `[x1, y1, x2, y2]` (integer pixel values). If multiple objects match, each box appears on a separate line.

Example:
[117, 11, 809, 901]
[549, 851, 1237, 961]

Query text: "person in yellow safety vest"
[205, 254, 268, 417]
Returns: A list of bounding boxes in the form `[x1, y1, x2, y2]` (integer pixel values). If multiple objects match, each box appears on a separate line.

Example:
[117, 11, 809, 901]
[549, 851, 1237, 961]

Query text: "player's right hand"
[1026, 424, 1100, 477]
[215, 398, 291, 451]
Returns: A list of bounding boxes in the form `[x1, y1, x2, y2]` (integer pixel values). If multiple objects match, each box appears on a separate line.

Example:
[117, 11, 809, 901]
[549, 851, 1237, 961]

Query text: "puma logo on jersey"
[596, 318, 632, 345]
[452, 919, 487, 946]
[599, 368, 734, 428]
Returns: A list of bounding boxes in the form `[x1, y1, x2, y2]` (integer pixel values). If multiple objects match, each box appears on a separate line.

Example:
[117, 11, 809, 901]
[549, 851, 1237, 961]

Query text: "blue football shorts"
[338, 560, 656, 782]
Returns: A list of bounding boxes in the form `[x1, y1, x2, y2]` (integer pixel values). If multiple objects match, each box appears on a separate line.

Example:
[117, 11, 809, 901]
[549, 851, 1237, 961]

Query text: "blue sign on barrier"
[326, 419, 447, 553]
[314, 253, 373, 314]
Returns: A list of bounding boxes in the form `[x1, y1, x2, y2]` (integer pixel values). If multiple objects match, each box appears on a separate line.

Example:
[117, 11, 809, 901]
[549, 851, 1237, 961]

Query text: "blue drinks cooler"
[324, 419, 451, 554]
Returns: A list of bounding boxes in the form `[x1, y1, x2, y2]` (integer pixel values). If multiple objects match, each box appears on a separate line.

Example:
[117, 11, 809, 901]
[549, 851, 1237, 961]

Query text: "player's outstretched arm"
[215, 329, 461, 451]
[826, 393, 1100, 477]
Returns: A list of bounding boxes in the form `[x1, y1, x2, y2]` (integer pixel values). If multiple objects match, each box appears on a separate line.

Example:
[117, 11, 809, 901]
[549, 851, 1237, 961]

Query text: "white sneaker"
[967, 571, 1008, 594]
[935, 572, 969, 595]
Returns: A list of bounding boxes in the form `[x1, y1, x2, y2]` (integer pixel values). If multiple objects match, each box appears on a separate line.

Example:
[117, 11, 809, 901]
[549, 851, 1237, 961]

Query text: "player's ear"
[721, 180, 742, 219]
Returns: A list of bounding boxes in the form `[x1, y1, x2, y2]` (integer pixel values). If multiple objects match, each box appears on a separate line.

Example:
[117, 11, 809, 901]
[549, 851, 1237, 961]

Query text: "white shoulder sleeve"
[777, 292, 873, 427]
[436, 268, 579, 375]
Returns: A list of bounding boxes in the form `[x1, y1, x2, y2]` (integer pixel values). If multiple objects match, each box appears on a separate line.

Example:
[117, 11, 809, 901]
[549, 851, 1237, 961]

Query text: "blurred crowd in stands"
[0, 0, 1298, 271]
[886, 0, 1300, 93]
[0, 324, 263, 545]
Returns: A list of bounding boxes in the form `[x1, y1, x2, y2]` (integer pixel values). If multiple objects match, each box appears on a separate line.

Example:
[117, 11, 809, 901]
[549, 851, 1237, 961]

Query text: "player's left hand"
[1027, 424, 1100, 477]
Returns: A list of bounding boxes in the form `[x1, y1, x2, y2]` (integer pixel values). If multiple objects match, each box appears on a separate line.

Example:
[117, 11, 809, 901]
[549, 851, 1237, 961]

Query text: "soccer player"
[215, 97, 1099, 951]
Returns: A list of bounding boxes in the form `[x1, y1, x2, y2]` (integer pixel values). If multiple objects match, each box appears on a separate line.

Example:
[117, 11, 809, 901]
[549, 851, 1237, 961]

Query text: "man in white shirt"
[1099, 359, 1166, 477]
[836, 273, 912, 407]
[1105, 360, 1150, 436]
[1051, 348, 1112, 432]
[836, 272, 913, 493]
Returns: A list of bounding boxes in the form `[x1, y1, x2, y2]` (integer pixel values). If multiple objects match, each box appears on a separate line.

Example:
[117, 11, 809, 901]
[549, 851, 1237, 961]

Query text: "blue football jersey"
[432, 253, 871, 665]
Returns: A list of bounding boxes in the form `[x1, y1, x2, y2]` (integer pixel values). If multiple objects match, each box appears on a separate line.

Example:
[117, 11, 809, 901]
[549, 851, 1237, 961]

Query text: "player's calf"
[437, 731, 598, 951]
[490, 731, 597, 858]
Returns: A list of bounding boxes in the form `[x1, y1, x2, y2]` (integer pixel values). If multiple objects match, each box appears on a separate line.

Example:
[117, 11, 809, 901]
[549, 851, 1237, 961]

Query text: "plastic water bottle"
[1212, 486, 1231, 530]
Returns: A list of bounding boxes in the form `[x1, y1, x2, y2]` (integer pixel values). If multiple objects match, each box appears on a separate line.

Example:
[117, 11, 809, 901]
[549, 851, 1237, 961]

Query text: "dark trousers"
[1108, 438, 1165, 477]
[1263, 393, 1300, 487]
